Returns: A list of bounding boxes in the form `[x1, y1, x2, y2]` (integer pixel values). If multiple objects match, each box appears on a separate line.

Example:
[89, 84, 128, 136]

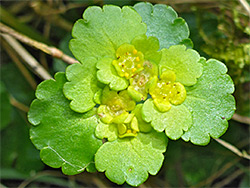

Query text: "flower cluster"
[28, 2, 235, 186]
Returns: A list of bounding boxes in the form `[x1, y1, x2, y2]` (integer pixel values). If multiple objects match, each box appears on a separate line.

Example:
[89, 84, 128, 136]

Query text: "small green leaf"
[134, 2, 191, 49]
[182, 58, 236, 145]
[160, 45, 203, 86]
[96, 57, 128, 91]
[142, 99, 192, 140]
[131, 34, 161, 64]
[63, 58, 99, 113]
[28, 73, 102, 175]
[95, 121, 118, 141]
[95, 131, 168, 186]
[70, 5, 146, 63]
[179, 38, 194, 49]
[0, 81, 12, 130]
[133, 104, 152, 132]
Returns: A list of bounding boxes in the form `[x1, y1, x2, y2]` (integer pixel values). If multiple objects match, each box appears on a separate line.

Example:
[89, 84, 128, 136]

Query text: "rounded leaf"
[131, 34, 161, 64]
[95, 122, 118, 142]
[70, 5, 147, 63]
[63, 59, 100, 113]
[96, 57, 129, 91]
[142, 99, 192, 140]
[134, 2, 191, 49]
[182, 58, 236, 145]
[160, 45, 203, 86]
[95, 131, 168, 186]
[28, 73, 102, 175]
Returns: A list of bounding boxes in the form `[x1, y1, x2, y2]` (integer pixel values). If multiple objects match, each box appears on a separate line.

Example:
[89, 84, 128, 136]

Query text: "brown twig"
[0, 22, 79, 65]
[232, 113, 250, 125]
[1, 39, 37, 90]
[239, 0, 250, 16]
[30, 1, 73, 32]
[10, 96, 29, 113]
[0, 183, 8, 188]
[215, 138, 250, 160]
[1, 33, 52, 80]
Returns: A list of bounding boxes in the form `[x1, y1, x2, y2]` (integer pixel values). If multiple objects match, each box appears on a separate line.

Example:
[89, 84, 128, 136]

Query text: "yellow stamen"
[136, 57, 140, 62]
[137, 64, 141, 68]
[127, 129, 132, 133]
[133, 49, 138, 54]
[132, 68, 137, 72]
[124, 72, 129, 78]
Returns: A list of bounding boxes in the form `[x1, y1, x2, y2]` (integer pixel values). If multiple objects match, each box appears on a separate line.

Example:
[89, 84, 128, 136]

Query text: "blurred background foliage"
[0, 0, 249, 187]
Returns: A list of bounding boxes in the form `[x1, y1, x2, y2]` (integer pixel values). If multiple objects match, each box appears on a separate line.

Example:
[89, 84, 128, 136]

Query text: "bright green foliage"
[95, 122, 118, 141]
[95, 131, 168, 186]
[28, 73, 102, 175]
[96, 57, 129, 91]
[131, 35, 162, 64]
[117, 115, 139, 138]
[70, 5, 146, 63]
[27, 2, 236, 187]
[0, 81, 11, 130]
[96, 35, 161, 92]
[133, 104, 152, 132]
[182, 59, 236, 145]
[63, 58, 99, 113]
[134, 2, 191, 49]
[126, 35, 160, 101]
[142, 99, 192, 140]
[160, 45, 203, 86]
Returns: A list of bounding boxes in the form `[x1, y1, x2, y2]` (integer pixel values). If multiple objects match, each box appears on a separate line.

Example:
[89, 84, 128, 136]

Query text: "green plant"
[27, 2, 236, 186]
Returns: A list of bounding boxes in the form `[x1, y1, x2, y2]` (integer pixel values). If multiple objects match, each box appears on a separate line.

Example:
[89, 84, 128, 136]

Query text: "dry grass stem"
[10, 96, 29, 113]
[215, 138, 250, 160]
[1, 39, 37, 89]
[0, 22, 79, 64]
[1, 33, 52, 80]
[232, 113, 250, 125]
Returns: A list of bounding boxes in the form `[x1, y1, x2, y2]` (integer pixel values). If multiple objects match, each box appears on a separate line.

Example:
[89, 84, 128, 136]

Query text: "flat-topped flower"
[112, 44, 144, 79]
[149, 70, 186, 112]
[27, 2, 236, 187]
[96, 87, 139, 138]
[128, 58, 158, 102]
[97, 87, 135, 124]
